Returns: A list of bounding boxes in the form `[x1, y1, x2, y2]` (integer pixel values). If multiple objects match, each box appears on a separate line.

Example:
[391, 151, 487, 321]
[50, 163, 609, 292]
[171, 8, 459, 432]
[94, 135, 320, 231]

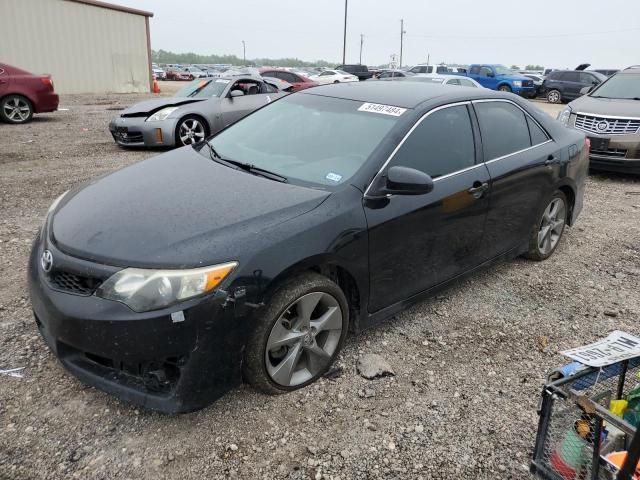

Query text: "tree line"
[151, 49, 335, 68]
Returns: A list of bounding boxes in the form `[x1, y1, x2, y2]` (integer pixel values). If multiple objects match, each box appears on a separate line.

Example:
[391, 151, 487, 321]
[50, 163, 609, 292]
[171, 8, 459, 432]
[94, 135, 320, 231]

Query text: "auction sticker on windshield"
[358, 103, 407, 117]
[561, 331, 640, 367]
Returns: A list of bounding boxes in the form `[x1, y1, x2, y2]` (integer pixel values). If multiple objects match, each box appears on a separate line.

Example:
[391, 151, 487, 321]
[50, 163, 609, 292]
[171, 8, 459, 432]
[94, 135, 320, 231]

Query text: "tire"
[525, 190, 568, 261]
[243, 272, 349, 394]
[547, 89, 561, 104]
[498, 84, 512, 93]
[333, 80, 340, 84]
[174, 115, 208, 147]
[0, 95, 34, 124]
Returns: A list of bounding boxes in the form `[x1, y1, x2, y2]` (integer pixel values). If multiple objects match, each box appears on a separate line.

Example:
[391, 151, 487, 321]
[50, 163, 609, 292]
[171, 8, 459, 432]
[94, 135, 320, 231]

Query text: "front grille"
[522, 80, 534, 88]
[113, 127, 143, 144]
[575, 113, 640, 135]
[590, 147, 628, 158]
[49, 271, 101, 295]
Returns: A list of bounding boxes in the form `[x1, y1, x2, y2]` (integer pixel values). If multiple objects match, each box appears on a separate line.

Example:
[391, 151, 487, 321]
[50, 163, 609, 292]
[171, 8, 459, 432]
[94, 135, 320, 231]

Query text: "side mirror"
[580, 86, 591, 95]
[229, 89, 244, 98]
[368, 166, 434, 198]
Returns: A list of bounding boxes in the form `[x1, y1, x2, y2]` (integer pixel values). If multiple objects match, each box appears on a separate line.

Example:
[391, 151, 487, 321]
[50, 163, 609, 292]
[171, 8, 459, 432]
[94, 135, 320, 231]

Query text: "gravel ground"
[1, 84, 639, 480]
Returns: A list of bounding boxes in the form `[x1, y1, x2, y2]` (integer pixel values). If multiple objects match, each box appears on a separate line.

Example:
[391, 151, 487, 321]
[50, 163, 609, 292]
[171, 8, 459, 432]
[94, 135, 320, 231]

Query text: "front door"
[365, 103, 491, 312]
[221, 79, 274, 127]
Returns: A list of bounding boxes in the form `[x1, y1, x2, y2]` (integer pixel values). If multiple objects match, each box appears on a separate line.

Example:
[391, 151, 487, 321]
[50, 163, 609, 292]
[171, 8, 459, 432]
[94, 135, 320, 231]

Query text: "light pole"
[359, 34, 364, 64]
[399, 19, 406, 68]
[342, 0, 348, 65]
[242, 40, 246, 64]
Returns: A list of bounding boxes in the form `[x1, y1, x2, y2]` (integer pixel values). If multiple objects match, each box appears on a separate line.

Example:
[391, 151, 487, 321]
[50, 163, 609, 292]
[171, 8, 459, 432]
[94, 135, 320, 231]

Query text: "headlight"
[512, 81, 522, 87]
[557, 107, 572, 127]
[96, 262, 238, 312]
[146, 107, 179, 122]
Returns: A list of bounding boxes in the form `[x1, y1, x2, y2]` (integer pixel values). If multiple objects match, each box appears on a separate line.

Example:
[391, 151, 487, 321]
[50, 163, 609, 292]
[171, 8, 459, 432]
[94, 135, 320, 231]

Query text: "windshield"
[591, 73, 640, 99]
[208, 94, 401, 187]
[494, 65, 514, 75]
[175, 79, 231, 98]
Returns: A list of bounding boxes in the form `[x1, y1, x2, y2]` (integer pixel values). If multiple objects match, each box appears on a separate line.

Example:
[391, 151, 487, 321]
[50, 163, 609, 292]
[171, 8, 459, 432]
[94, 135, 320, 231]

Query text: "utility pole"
[427, 53, 430, 65]
[242, 40, 246, 63]
[399, 19, 406, 68]
[359, 34, 364, 64]
[342, 0, 348, 65]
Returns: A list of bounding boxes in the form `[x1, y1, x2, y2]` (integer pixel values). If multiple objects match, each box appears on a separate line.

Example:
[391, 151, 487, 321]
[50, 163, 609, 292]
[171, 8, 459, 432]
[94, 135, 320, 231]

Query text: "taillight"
[40, 77, 53, 91]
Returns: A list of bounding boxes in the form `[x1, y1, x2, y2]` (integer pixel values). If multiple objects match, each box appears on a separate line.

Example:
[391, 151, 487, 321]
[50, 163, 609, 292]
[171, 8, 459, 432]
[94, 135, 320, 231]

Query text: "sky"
[122, 0, 639, 69]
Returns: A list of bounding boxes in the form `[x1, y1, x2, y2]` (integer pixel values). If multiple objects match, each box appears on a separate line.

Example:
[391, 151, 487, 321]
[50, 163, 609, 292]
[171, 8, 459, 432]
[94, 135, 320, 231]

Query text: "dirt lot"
[1, 83, 639, 480]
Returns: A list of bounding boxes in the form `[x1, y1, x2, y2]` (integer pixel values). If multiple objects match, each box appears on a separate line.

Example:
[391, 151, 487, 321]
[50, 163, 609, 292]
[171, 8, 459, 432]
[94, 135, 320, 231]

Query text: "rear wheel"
[498, 84, 512, 93]
[243, 272, 349, 394]
[525, 191, 568, 261]
[333, 80, 340, 84]
[0, 95, 33, 124]
[547, 89, 561, 104]
[175, 116, 208, 147]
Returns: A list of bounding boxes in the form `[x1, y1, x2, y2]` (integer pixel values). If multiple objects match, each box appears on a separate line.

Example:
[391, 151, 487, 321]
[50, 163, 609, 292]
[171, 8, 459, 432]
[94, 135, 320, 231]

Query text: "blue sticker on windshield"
[326, 172, 343, 182]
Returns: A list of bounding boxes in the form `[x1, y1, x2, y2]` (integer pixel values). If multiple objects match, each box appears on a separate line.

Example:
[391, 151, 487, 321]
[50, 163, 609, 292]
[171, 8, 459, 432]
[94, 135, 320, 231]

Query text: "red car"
[259, 68, 319, 92]
[0, 63, 59, 124]
[165, 67, 194, 81]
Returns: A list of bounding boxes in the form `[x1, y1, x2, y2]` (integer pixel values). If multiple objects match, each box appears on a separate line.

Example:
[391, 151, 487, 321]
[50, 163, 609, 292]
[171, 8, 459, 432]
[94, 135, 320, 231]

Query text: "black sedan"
[29, 82, 588, 413]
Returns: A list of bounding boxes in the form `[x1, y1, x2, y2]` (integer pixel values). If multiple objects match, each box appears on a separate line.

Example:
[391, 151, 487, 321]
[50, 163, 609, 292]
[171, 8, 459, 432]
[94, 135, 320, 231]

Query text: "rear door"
[563, 71, 583, 99]
[472, 99, 559, 259]
[365, 103, 491, 312]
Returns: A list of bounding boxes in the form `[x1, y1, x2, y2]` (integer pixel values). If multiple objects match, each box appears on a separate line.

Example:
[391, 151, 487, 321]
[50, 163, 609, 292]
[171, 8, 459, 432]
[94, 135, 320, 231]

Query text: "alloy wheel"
[178, 118, 205, 145]
[3, 97, 32, 123]
[547, 90, 560, 103]
[537, 197, 566, 255]
[265, 291, 343, 387]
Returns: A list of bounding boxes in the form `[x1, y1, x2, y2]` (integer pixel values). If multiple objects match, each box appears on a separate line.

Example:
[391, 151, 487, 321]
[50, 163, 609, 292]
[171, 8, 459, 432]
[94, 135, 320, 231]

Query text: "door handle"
[467, 181, 489, 198]
[545, 154, 560, 166]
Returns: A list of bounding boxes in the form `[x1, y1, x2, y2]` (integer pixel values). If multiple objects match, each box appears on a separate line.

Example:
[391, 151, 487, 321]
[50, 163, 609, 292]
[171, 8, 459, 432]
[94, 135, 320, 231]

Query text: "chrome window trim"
[483, 140, 552, 165]
[363, 101, 472, 196]
[576, 112, 640, 121]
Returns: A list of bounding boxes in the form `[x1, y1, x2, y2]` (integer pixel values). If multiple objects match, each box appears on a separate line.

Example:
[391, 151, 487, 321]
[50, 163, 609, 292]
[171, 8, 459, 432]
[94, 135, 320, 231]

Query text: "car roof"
[302, 81, 501, 108]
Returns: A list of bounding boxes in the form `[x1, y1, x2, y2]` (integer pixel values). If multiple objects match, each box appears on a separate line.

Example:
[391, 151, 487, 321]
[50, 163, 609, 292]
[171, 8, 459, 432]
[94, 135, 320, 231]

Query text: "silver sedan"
[108, 76, 289, 148]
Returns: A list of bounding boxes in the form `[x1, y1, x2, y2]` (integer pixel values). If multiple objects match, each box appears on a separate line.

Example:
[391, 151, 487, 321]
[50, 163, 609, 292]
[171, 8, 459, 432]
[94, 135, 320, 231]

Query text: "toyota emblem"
[41, 250, 54, 273]
[597, 121, 609, 132]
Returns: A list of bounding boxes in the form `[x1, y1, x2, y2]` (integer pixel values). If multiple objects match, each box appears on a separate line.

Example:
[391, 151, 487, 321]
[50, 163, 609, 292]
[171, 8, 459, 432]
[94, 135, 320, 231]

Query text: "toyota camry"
[30, 82, 588, 413]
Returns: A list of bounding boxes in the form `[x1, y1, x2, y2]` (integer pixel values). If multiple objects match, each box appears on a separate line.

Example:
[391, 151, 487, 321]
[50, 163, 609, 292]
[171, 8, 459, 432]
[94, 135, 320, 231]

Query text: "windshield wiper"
[207, 143, 287, 183]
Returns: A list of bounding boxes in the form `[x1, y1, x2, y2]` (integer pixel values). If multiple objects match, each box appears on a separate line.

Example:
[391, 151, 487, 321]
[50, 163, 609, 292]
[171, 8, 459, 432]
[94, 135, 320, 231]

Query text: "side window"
[390, 105, 476, 178]
[320, 71, 331, 76]
[281, 72, 298, 83]
[261, 81, 278, 93]
[470, 66, 480, 75]
[436, 66, 448, 74]
[459, 79, 477, 88]
[579, 72, 595, 84]
[564, 72, 580, 82]
[479, 66, 493, 77]
[527, 116, 549, 145]
[446, 78, 461, 86]
[475, 102, 531, 160]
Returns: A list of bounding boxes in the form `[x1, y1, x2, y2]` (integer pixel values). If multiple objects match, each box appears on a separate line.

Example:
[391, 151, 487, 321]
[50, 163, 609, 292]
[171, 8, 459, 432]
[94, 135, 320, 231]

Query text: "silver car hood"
[121, 98, 206, 116]
[569, 96, 640, 118]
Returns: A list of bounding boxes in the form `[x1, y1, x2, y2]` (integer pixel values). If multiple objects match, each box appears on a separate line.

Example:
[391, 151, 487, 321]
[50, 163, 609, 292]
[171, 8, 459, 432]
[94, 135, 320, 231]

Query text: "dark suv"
[335, 64, 373, 81]
[542, 70, 607, 103]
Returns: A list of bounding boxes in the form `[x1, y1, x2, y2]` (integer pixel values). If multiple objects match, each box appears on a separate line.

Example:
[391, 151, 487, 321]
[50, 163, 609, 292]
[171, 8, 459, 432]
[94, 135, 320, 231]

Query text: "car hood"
[52, 147, 330, 268]
[120, 98, 206, 116]
[498, 73, 531, 82]
[569, 95, 640, 117]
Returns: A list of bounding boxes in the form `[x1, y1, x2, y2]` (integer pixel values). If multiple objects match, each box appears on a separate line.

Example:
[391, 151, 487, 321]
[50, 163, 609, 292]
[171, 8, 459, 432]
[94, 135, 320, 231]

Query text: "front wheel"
[1, 95, 34, 124]
[498, 84, 512, 93]
[547, 89, 561, 104]
[243, 272, 349, 394]
[525, 191, 568, 261]
[175, 116, 208, 146]
[333, 80, 340, 84]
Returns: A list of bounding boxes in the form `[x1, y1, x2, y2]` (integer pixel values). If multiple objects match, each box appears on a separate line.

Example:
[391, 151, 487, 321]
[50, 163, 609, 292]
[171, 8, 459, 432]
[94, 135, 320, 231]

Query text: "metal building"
[0, 0, 153, 94]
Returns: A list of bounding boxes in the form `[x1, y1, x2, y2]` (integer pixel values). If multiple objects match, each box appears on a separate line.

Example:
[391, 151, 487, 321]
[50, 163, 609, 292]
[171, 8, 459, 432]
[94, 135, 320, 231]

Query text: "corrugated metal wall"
[0, 0, 151, 94]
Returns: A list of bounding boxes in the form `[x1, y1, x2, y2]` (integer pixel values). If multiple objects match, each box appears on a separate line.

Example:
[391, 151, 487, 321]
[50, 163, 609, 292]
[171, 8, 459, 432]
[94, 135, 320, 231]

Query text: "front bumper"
[28, 232, 246, 413]
[513, 86, 537, 98]
[108, 116, 177, 148]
